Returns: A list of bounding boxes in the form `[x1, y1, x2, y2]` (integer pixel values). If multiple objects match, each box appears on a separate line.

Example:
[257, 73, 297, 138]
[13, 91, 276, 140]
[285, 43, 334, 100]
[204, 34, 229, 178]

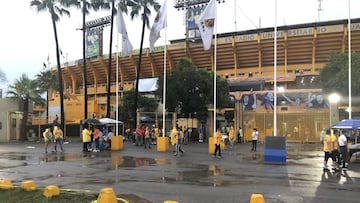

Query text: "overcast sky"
[1, 0, 359, 96]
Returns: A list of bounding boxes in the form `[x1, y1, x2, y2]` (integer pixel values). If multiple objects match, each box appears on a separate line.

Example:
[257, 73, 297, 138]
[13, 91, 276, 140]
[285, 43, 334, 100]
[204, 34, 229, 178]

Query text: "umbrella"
[83, 118, 102, 126]
[331, 119, 360, 129]
[99, 118, 123, 125]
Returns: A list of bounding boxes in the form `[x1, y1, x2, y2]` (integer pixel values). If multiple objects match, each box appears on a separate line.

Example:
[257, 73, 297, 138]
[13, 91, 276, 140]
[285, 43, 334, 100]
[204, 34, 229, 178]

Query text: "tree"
[319, 52, 360, 102]
[126, 0, 160, 128]
[63, 0, 110, 119]
[7, 74, 45, 140]
[31, 0, 71, 132]
[118, 89, 158, 125]
[156, 58, 232, 124]
[36, 70, 59, 122]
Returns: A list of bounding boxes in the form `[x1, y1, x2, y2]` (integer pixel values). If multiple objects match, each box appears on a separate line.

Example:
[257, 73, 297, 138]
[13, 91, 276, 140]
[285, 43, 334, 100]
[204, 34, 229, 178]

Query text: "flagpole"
[116, 30, 119, 136]
[348, 0, 352, 119]
[162, 1, 168, 137]
[273, 0, 278, 136]
[213, 2, 217, 136]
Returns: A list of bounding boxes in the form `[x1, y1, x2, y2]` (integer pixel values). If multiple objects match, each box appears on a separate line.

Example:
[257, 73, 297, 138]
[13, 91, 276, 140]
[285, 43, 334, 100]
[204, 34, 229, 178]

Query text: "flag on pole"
[116, 10, 133, 57]
[149, 0, 167, 52]
[197, 0, 216, 50]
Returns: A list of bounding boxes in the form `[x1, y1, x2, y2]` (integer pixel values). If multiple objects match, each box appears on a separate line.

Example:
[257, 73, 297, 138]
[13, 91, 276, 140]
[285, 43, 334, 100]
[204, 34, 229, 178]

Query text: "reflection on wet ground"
[0, 142, 359, 203]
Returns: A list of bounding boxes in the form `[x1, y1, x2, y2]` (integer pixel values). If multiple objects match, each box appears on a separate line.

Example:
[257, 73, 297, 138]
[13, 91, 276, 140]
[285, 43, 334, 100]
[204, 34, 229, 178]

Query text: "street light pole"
[328, 93, 340, 127]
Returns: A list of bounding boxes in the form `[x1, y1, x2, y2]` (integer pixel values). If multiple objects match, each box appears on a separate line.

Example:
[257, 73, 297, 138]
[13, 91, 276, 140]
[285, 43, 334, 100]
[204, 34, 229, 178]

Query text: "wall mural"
[241, 92, 328, 110]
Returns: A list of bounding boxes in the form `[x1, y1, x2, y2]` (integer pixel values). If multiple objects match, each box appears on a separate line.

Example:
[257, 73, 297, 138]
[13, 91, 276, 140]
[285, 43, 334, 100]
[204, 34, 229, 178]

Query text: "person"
[237, 127, 243, 143]
[170, 126, 178, 152]
[228, 126, 236, 149]
[198, 125, 204, 142]
[53, 126, 64, 152]
[144, 127, 151, 149]
[101, 126, 109, 149]
[82, 124, 92, 152]
[183, 128, 189, 145]
[43, 128, 53, 153]
[338, 130, 348, 169]
[53, 114, 59, 124]
[153, 125, 160, 145]
[214, 129, 222, 158]
[107, 128, 114, 149]
[322, 129, 333, 171]
[174, 128, 184, 156]
[251, 128, 258, 151]
[135, 125, 143, 147]
[320, 128, 326, 142]
[92, 126, 100, 152]
[330, 129, 340, 169]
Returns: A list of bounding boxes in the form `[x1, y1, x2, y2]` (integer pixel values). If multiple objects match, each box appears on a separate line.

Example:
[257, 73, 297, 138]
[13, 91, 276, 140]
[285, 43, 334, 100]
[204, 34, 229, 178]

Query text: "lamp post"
[328, 93, 340, 127]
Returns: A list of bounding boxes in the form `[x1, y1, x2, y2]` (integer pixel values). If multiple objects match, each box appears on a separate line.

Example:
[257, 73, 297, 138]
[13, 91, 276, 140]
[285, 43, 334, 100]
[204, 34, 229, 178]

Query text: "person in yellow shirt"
[330, 129, 340, 170]
[144, 127, 151, 149]
[323, 129, 333, 171]
[228, 126, 236, 148]
[43, 128, 53, 153]
[53, 126, 64, 152]
[170, 126, 178, 152]
[82, 124, 92, 152]
[214, 129, 222, 158]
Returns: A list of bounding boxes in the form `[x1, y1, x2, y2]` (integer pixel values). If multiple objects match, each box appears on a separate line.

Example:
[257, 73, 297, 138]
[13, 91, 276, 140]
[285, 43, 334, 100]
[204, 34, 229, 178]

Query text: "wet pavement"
[0, 140, 360, 203]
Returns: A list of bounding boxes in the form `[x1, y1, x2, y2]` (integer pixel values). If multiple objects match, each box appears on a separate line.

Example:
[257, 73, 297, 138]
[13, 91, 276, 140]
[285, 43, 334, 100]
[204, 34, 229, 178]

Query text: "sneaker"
[217, 156, 222, 159]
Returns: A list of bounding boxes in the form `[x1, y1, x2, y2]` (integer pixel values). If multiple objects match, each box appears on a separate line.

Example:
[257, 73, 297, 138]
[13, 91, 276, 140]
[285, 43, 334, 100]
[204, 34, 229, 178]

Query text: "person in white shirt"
[338, 130, 348, 169]
[251, 128, 259, 151]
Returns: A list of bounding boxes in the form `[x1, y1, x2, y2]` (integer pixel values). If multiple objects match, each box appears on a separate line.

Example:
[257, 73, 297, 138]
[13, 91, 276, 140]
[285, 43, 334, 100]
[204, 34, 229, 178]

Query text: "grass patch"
[0, 187, 98, 203]
[0, 187, 153, 203]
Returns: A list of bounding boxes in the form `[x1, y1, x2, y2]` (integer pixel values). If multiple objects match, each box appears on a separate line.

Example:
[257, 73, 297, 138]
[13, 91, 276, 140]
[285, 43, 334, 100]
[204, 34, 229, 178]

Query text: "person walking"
[214, 129, 222, 158]
[174, 128, 184, 156]
[330, 129, 340, 170]
[43, 128, 53, 153]
[144, 127, 151, 149]
[338, 130, 348, 169]
[322, 129, 333, 171]
[251, 128, 258, 151]
[53, 126, 64, 152]
[228, 126, 236, 149]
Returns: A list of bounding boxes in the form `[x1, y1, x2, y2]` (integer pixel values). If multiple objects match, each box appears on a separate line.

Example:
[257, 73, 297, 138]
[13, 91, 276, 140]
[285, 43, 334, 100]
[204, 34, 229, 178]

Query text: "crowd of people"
[322, 129, 349, 171]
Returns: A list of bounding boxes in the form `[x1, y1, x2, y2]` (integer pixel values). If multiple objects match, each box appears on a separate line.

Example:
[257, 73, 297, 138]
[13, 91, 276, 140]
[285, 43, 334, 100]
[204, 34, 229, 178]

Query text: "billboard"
[86, 29, 101, 58]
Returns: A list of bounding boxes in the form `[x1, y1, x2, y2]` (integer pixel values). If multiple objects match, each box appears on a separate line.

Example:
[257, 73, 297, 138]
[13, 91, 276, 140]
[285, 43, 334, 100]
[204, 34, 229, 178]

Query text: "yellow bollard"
[208, 137, 214, 154]
[97, 187, 117, 203]
[164, 201, 179, 203]
[21, 180, 36, 191]
[250, 193, 265, 203]
[157, 137, 169, 152]
[111, 136, 123, 151]
[0, 179, 13, 189]
[43, 185, 60, 198]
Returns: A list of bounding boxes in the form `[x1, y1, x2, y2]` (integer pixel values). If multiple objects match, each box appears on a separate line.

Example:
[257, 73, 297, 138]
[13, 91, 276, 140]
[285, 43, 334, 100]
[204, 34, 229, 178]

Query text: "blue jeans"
[54, 138, 64, 152]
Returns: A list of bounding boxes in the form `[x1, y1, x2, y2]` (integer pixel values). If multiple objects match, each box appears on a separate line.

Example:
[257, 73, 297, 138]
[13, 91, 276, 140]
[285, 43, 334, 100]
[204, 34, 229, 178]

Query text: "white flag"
[197, 0, 216, 50]
[116, 10, 133, 57]
[149, 0, 167, 52]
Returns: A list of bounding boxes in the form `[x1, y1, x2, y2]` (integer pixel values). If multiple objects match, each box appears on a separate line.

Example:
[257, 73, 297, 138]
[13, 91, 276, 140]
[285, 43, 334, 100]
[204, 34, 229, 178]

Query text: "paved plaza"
[0, 139, 359, 203]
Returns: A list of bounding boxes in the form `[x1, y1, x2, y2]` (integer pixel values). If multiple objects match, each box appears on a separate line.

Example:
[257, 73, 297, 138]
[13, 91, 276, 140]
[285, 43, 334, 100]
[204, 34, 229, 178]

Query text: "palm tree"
[36, 70, 58, 122]
[30, 0, 71, 132]
[126, 0, 160, 129]
[7, 74, 45, 140]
